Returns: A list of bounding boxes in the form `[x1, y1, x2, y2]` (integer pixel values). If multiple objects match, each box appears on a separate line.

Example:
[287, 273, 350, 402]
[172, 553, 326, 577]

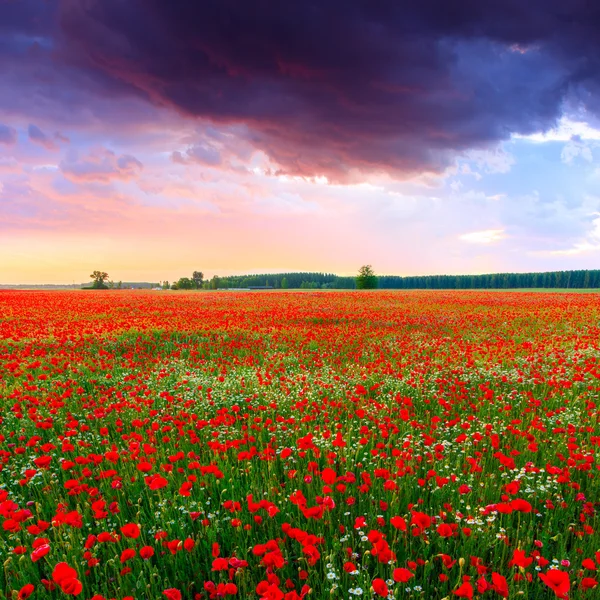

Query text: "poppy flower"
[582, 558, 596, 570]
[344, 562, 358, 573]
[31, 544, 50, 562]
[139, 546, 154, 560]
[372, 578, 388, 597]
[212, 558, 229, 571]
[18, 584, 35, 600]
[510, 499, 532, 513]
[390, 516, 407, 531]
[120, 523, 140, 539]
[538, 570, 570, 599]
[393, 568, 414, 583]
[509, 549, 533, 568]
[302, 545, 320, 566]
[120, 548, 136, 563]
[320, 468, 337, 484]
[581, 577, 598, 590]
[491, 572, 509, 598]
[453, 582, 473, 598]
[52, 563, 82, 596]
[145, 474, 168, 490]
[410, 511, 431, 532]
[183, 538, 195, 552]
[163, 589, 181, 600]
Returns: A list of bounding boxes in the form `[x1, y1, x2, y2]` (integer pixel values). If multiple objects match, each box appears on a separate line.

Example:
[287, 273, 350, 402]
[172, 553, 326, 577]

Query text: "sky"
[1, 1, 600, 284]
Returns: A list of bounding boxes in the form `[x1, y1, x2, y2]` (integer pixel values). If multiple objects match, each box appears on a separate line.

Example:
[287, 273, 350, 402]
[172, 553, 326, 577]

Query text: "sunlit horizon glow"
[2, 1, 600, 284]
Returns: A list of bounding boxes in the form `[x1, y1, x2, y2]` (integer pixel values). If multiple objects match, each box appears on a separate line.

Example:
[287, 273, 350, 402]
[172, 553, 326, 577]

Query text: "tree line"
[88, 269, 600, 291]
[167, 271, 355, 290]
[169, 268, 600, 290]
[377, 269, 600, 289]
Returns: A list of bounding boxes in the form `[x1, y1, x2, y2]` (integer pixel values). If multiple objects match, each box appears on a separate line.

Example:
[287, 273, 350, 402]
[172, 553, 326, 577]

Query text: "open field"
[0, 290, 599, 599]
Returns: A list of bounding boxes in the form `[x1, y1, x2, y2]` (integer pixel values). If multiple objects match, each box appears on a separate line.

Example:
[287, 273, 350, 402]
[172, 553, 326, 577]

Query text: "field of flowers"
[0, 290, 599, 600]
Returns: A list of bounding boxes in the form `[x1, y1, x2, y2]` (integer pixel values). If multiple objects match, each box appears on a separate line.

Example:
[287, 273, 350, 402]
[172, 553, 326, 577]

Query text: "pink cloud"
[60, 148, 143, 182]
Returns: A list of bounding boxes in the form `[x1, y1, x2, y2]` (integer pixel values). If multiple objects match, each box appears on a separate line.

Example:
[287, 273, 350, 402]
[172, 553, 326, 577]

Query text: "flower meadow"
[1, 290, 599, 600]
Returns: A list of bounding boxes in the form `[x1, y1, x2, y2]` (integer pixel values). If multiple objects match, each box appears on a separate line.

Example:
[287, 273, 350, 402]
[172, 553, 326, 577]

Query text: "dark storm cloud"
[4, 0, 600, 179]
[0, 0, 156, 132]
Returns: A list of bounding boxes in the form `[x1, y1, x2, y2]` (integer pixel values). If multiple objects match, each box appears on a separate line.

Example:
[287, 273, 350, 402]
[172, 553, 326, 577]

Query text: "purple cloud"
[2, 1, 600, 180]
[60, 148, 143, 182]
[171, 143, 222, 167]
[50, 0, 600, 180]
[0, 123, 17, 145]
[28, 124, 58, 150]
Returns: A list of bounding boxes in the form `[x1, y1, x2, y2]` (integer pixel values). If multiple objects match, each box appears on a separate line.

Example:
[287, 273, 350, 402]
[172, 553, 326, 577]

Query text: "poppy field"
[0, 290, 599, 600]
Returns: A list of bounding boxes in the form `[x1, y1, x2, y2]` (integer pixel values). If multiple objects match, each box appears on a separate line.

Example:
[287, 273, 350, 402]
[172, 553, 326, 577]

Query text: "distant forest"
[3, 269, 599, 291]
[211, 269, 600, 290]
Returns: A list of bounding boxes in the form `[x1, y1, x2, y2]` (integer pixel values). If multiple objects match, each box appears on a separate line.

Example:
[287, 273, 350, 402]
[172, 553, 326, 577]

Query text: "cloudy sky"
[1, 0, 600, 283]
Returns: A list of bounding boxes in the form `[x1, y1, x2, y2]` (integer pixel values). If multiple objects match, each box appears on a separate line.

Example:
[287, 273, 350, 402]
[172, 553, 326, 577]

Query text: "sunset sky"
[2, 1, 600, 284]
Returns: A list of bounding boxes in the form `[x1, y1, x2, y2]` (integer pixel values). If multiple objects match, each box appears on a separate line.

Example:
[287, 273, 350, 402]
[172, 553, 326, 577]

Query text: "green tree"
[356, 265, 378, 289]
[192, 271, 204, 289]
[281, 277, 288, 289]
[176, 277, 194, 290]
[90, 271, 109, 289]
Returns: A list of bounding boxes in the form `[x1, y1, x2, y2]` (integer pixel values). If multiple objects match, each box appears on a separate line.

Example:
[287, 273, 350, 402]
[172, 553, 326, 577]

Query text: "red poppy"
[320, 468, 337, 484]
[410, 511, 431, 533]
[390, 516, 407, 531]
[372, 578, 388, 597]
[491, 572, 509, 598]
[581, 577, 598, 590]
[120, 548, 136, 563]
[31, 544, 50, 562]
[183, 538, 195, 552]
[437, 523, 453, 538]
[393, 568, 414, 583]
[582, 558, 596, 570]
[139, 546, 154, 560]
[18, 584, 35, 600]
[120, 523, 140, 539]
[145, 474, 168, 490]
[212, 558, 229, 571]
[508, 549, 533, 568]
[302, 545, 320, 566]
[52, 563, 82, 596]
[453, 582, 473, 599]
[538, 570, 570, 599]
[510, 499, 532, 513]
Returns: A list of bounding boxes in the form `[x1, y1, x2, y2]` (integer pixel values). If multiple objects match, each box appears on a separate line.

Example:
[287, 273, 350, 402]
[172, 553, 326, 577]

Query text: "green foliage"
[201, 269, 600, 290]
[174, 277, 194, 290]
[376, 269, 600, 289]
[89, 270, 109, 289]
[356, 265, 378, 289]
[152, 269, 600, 292]
[192, 271, 204, 289]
